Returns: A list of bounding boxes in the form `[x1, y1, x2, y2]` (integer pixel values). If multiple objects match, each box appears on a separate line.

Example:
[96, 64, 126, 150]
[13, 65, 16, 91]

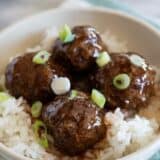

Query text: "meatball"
[5, 52, 68, 103]
[91, 52, 155, 110]
[53, 25, 107, 72]
[42, 92, 106, 156]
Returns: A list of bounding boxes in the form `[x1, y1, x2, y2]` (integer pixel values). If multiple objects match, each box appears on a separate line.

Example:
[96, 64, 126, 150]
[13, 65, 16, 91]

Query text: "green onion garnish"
[59, 24, 75, 43]
[91, 89, 106, 108]
[31, 101, 43, 118]
[33, 51, 51, 64]
[96, 51, 111, 67]
[0, 92, 10, 103]
[39, 133, 49, 148]
[130, 54, 146, 68]
[113, 73, 131, 90]
[69, 90, 78, 99]
[32, 120, 48, 148]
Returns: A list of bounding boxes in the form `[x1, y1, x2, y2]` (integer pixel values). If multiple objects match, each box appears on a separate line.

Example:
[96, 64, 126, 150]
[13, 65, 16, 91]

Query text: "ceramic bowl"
[0, 7, 160, 160]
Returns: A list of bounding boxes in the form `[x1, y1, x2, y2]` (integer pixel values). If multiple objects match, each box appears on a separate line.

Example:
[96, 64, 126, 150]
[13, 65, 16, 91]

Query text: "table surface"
[0, 0, 160, 30]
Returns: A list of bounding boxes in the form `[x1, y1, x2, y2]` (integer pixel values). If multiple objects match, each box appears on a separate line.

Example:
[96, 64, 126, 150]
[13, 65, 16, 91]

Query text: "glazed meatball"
[91, 52, 155, 110]
[53, 25, 107, 71]
[42, 92, 106, 156]
[5, 52, 68, 103]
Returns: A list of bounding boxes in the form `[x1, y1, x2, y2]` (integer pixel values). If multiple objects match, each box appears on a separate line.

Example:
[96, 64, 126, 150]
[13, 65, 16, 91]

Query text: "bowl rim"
[0, 6, 160, 160]
[1, 6, 160, 38]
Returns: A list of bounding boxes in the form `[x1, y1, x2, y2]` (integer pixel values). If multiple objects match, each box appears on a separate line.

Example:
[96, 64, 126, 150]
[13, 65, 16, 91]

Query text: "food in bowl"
[42, 91, 106, 156]
[0, 24, 159, 160]
[91, 52, 155, 110]
[5, 52, 69, 103]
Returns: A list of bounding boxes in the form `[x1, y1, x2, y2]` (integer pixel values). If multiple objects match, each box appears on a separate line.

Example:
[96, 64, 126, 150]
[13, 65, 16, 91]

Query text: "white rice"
[41, 27, 58, 51]
[0, 97, 55, 160]
[101, 109, 158, 160]
[40, 27, 128, 53]
[101, 31, 128, 53]
[0, 97, 158, 160]
[26, 45, 42, 53]
[0, 26, 159, 160]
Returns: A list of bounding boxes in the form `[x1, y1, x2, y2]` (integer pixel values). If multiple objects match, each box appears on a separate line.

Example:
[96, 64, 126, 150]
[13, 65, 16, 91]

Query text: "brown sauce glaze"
[42, 92, 106, 156]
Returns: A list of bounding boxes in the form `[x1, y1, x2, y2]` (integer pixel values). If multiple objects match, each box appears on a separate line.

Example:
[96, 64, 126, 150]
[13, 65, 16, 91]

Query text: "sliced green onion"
[96, 51, 111, 67]
[113, 73, 131, 90]
[32, 120, 48, 148]
[59, 24, 75, 43]
[32, 50, 51, 64]
[69, 90, 78, 99]
[91, 89, 106, 108]
[39, 133, 48, 148]
[31, 101, 43, 118]
[0, 92, 10, 103]
[130, 54, 146, 68]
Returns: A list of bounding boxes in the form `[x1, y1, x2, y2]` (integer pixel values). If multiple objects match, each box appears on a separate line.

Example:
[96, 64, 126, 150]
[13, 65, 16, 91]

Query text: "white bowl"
[0, 7, 160, 160]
